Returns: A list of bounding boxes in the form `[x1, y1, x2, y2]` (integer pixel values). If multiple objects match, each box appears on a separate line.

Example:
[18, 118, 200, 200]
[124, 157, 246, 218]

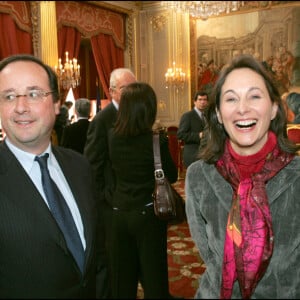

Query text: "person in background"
[54, 100, 73, 145]
[185, 54, 300, 299]
[84, 67, 137, 297]
[281, 91, 295, 123]
[108, 82, 178, 298]
[286, 92, 300, 124]
[0, 54, 108, 298]
[61, 98, 91, 154]
[177, 91, 208, 168]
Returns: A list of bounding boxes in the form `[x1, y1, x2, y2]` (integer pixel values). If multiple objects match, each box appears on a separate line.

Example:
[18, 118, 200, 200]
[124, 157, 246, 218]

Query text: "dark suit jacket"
[83, 103, 119, 298]
[177, 109, 206, 168]
[84, 102, 117, 207]
[0, 141, 107, 298]
[61, 118, 90, 154]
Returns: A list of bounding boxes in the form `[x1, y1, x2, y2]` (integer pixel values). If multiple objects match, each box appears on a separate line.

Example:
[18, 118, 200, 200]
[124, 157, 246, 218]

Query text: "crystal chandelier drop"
[161, 1, 244, 21]
[54, 51, 81, 90]
[165, 61, 186, 92]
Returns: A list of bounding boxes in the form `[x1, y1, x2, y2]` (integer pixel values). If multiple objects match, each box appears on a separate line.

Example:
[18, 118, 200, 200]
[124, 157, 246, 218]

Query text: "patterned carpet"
[168, 179, 205, 299]
[167, 221, 205, 299]
[137, 179, 206, 299]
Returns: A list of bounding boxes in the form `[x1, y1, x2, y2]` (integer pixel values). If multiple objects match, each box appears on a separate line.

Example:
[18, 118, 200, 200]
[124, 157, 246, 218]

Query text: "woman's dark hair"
[0, 54, 60, 103]
[199, 54, 299, 163]
[114, 82, 157, 136]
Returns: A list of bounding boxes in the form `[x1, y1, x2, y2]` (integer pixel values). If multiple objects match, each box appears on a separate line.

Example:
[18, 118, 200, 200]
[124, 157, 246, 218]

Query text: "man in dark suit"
[61, 98, 91, 154]
[84, 68, 137, 296]
[177, 91, 208, 168]
[54, 100, 73, 145]
[0, 54, 108, 298]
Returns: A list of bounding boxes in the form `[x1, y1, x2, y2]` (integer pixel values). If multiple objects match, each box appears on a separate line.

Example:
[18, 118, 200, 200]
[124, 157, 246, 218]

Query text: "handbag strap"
[153, 132, 165, 180]
[153, 132, 161, 169]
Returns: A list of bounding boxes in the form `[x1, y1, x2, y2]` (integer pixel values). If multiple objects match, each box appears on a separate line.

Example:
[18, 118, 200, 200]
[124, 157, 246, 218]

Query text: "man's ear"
[54, 101, 61, 115]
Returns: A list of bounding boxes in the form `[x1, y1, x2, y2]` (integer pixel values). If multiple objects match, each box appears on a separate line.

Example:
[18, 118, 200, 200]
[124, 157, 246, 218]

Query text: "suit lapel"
[266, 157, 300, 204]
[0, 142, 67, 244]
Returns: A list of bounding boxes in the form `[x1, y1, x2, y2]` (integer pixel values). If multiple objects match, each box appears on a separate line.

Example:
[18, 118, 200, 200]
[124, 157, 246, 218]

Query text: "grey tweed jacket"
[185, 156, 300, 299]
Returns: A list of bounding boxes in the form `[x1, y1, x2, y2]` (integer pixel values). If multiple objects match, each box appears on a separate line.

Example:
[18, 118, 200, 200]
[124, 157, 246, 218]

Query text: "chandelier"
[161, 1, 244, 20]
[54, 51, 81, 90]
[165, 61, 186, 92]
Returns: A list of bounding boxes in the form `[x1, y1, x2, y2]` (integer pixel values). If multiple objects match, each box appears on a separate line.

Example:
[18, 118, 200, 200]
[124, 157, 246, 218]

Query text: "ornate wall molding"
[0, 1, 31, 32]
[30, 1, 40, 57]
[150, 13, 167, 32]
[126, 13, 133, 67]
[56, 1, 125, 49]
[190, 18, 197, 101]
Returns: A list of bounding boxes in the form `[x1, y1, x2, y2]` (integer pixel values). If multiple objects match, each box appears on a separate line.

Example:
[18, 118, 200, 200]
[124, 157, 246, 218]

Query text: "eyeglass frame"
[0, 89, 54, 104]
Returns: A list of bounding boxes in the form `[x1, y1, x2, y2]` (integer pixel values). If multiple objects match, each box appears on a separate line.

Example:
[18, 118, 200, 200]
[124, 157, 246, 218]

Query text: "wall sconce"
[165, 61, 186, 92]
[54, 51, 81, 90]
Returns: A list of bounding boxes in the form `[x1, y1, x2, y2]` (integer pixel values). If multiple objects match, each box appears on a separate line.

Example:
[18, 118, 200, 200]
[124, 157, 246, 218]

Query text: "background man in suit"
[61, 98, 91, 154]
[0, 54, 108, 298]
[54, 100, 73, 145]
[177, 91, 209, 168]
[84, 67, 137, 296]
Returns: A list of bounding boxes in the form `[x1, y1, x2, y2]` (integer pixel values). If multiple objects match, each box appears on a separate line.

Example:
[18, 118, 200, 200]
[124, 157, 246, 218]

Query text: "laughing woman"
[185, 54, 300, 299]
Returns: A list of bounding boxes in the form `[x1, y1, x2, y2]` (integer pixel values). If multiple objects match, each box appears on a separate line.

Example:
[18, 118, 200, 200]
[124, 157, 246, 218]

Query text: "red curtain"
[57, 26, 81, 59]
[0, 13, 33, 59]
[55, 1, 125, 102]
[1, 1, 125, 104]
[91, 33, 124, 100]
[58, 27, 125, 101]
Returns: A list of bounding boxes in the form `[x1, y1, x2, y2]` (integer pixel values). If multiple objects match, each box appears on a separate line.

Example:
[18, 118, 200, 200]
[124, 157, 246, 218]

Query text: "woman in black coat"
[108, 82, 178, 299]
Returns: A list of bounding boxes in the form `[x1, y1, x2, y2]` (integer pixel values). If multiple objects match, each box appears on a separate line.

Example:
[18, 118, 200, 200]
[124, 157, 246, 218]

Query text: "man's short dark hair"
[194, 91, 208, 101]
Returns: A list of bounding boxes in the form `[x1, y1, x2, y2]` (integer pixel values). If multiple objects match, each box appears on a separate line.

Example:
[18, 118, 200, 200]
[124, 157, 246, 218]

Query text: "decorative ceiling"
[88, 1, 300, 18]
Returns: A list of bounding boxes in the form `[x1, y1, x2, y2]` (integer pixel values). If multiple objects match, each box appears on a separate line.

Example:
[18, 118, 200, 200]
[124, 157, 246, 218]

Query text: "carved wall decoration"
[150, 13, 167, 32]
[0, 1, 31, 32]
[56, 1, 125, 49]
[158, 99, 167, 111]
[30, 1, 40, 57]
[126, 13, 133, 67]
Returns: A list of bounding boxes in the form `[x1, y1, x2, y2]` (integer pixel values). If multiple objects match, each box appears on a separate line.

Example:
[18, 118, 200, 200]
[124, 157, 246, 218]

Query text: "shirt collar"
[194, 107, 202, 118]
[112, 99, 119, 110]
[5, 138, 52, 173]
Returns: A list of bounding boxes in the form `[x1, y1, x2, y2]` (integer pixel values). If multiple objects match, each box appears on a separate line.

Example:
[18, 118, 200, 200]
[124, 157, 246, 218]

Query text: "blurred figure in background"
[54, 100, 73, 145]
[286, 92, 300, 124]
[177, 91, 208, 168]
[281, 92, 295, 123]
[61, 98, 91, 154]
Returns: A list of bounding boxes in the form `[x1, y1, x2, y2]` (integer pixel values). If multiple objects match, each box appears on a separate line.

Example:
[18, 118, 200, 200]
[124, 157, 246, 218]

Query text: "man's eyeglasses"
[0, 90, 54, 104]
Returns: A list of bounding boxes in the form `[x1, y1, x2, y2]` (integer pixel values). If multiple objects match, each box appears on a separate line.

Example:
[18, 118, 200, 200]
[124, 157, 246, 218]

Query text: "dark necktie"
[200, 112, 206, 123]
[35, 153, 85, 273]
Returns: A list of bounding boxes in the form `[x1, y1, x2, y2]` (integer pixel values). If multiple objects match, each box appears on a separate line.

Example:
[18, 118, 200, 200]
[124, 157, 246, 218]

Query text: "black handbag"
[152, 132, 186, 224]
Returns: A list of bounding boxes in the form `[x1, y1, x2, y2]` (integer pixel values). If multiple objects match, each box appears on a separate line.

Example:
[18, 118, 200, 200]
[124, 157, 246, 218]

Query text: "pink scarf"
[216, 131, 294, 299]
